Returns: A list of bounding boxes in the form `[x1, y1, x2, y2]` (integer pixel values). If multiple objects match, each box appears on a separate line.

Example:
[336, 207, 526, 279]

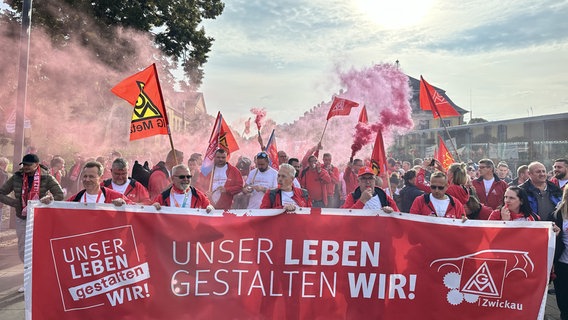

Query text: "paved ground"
[0, 212, 563, 319]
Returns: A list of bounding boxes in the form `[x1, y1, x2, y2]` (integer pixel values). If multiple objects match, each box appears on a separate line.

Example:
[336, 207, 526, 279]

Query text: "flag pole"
[318, 120, 329, 147]
[152, 63, 178, 164]
[422, 78, 461, 162]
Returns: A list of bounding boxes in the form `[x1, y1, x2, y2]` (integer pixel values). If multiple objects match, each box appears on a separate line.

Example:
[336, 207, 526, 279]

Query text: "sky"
[200, 0, 568, 126]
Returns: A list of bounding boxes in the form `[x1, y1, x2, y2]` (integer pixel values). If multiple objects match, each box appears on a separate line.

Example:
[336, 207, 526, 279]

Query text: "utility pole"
[13, 0, 33, 166]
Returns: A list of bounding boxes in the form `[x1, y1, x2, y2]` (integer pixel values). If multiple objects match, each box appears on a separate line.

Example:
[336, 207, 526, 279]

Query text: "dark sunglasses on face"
[174, 175, 192, 179]
[430, 185, 445, 190]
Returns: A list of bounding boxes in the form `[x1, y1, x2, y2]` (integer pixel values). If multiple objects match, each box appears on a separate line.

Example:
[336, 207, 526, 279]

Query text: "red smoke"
[340, 63, 413, 158]
[250, 108, 266, 131]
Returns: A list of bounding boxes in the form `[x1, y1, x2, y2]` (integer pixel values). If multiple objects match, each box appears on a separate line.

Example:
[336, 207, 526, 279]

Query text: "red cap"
[357, 166, 375, 177]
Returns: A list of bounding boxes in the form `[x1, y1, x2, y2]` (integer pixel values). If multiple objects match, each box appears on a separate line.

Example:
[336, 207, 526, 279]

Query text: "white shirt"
[281, 190, 297, 206]
[211, 165, 228, 204]
[83, 192, 106, 203]
[169, 191, 192, 208]
[246, 167, 278, 209]
[112, 179, 130, 194]
[483, 178, 495, 196]
[430, 196, 450, 217]
[559, 179, 568, 189]
[363, 194, 383, 210]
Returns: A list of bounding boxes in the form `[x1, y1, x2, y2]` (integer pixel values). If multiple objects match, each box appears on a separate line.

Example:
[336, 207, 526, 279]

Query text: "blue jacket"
[520, 179, 562, 221]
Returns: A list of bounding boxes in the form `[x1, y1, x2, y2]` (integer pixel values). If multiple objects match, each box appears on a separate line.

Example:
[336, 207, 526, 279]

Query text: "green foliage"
[469, 118, 488, 124]
[5, 0, 224, 88]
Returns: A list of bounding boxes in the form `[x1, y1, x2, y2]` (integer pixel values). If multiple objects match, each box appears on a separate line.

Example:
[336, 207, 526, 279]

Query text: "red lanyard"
[83, 190, 102, 203]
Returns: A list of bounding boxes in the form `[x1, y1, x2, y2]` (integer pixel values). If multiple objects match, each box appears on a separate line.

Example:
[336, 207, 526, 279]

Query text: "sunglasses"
[430, 185, 445, 190]
[257, 152, 268, 159]
[174, 175, 192, 179]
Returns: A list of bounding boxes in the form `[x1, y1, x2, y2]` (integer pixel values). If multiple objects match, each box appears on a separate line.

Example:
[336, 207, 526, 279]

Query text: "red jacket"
[551, 177, 566, 190]
[260, 187, 312, 208]
[409, 194, 465, 218]
[197, 163, 243, 210]
[341, 187, 399, 210]
[325, 165, 340, 197]
[67, 187, 133, 204]
[472, 175, 508, 209]
[415, 168, 433, 193]
[299, 168, 331, 203]
[102, 178, 151, 204]
[153, 186, 210, 209]
[343, 167, 358, 194]
[148, 167, 170, 200]
[446, 184, 469, 205]
[488, 209, 538, 221]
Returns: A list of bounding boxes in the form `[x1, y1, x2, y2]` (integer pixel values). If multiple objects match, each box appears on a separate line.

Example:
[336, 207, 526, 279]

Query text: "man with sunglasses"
[242, 152, 278, 209]
[410, 171, 465, 218]
[153, 164, 212, 211]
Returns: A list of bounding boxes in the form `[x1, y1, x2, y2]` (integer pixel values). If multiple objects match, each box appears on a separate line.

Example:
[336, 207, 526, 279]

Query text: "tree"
[5, 0, 224, 89]
[469, 118, 488, 124]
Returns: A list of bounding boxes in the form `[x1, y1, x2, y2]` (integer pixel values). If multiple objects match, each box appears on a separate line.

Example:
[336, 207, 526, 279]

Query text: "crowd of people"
[1, 146, 567, 318]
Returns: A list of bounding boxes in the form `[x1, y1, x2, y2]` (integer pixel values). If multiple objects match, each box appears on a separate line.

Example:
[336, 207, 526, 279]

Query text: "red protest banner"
[27, 203, 553, 320]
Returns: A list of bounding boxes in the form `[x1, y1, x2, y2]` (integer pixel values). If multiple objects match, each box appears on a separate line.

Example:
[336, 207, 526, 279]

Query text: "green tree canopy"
[5, 0, 224, 89]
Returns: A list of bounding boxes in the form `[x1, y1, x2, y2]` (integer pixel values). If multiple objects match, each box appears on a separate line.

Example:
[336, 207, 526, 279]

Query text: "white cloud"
[200, 0, 568, 124]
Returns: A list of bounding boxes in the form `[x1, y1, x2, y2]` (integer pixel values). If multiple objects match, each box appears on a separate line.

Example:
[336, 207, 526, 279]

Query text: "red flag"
[265, 129, 279, 170]
[371, 129, 388, 176]
[435, 135, 455, 171]
[358, 105, 368, 124]
[201, 112, 239, 176]
[326, 97, 359, 120]
[111, 64, 169, 141]
[419, 76, 460, 119]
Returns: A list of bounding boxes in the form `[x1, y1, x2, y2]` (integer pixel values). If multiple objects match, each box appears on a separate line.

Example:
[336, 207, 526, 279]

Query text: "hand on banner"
[153, 202, 162, 210]
[40, 191, 54, 205]
[111, 198, 127, 207]
[283, 203, 297, 213]
[381, 206, 394, 213]
[553, 224, 561, 236]
[206, 205, 214, 213]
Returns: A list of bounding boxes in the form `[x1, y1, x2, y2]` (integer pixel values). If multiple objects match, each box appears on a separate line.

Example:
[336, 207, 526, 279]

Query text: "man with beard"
[520, 161, 562, 221]
[153, 164, 212, 211]
[552, 158, 568, 190]
[102, 158, 151, 204]
[288, 157, 302, 188]
[242, 152, 278, 209]
[0, 154, 64, 293]
[198, 149, 243, 210]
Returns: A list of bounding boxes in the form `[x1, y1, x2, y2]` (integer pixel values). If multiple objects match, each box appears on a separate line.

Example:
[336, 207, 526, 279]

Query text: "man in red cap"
[341, 166, 398, 212]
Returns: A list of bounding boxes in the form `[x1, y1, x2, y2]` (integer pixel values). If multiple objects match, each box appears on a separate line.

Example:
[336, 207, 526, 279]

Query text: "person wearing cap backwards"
[66, 161, 132, 205]
[0, 153, 64, 293]
[153, 164, 213, 212]
[341, 166, 398, 212]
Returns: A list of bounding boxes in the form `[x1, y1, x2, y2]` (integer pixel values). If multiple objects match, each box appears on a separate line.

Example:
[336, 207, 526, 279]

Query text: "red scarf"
[21, 166, 41, 217]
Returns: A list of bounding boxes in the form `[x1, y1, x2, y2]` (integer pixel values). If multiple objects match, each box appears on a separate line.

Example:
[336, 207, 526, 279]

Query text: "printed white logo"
[430, 250, 533, 306]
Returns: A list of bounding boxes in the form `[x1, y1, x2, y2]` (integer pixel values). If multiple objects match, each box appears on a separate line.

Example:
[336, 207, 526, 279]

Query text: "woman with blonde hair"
[445, 162, 470, 205]
[553, 187, 568, 319]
